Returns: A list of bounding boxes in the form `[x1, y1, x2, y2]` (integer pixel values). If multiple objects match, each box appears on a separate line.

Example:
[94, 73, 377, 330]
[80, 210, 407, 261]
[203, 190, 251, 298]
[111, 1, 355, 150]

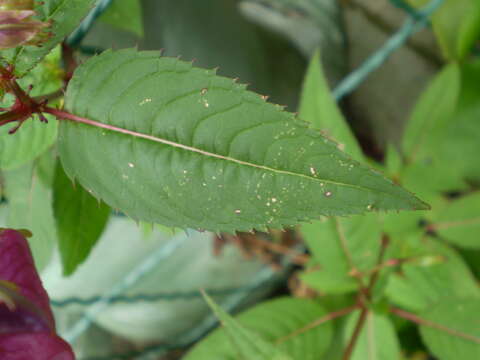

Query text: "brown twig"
[276, 305, 359, 344]
[248, 235, 310, 266]
[342, 307, 369, 360]
[341, 235, 391, 360]
[334, 218, 367, 291]
[390, 307, 480, 344]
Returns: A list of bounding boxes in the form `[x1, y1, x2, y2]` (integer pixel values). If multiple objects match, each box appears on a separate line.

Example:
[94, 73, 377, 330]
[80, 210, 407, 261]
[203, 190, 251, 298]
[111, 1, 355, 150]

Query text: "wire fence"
[58, 0, 447, 358]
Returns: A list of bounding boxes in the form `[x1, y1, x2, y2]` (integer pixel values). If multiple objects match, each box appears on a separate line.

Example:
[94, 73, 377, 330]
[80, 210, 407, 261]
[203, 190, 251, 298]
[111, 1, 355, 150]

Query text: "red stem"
[390, 307, 480, 344]
[276, 305, 359, 344]
[342, 308, 369, 360]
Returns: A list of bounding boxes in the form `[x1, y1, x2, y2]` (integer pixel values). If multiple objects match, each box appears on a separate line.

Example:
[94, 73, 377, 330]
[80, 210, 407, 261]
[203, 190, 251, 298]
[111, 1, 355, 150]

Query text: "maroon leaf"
[0, 333, 74, 360]
[0, 229, 75, 360]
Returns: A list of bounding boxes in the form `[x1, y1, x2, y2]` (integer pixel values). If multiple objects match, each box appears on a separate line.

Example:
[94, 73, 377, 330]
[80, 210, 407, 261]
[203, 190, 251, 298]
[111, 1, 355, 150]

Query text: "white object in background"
[42, 217, 267, 343]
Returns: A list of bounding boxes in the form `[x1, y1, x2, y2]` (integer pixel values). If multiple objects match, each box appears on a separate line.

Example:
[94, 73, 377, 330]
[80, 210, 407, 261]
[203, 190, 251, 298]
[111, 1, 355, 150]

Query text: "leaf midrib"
[63, 111, 381, 194]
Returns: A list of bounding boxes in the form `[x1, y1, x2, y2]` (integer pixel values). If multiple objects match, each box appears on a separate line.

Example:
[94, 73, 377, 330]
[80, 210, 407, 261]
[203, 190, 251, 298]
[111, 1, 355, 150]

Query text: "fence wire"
[58, 0, 447, 358]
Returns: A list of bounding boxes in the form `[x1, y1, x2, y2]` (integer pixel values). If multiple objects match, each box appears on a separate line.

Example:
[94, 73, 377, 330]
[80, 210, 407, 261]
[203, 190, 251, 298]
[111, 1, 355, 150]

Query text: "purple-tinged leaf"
[0, 229, 75, 360]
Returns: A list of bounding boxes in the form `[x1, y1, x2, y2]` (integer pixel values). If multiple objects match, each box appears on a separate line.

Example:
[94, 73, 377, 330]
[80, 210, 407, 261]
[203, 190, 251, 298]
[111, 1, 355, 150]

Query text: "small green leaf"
[299, 49, 363, 161]
[59, 48, 426, 233]
[99, 0, 143, 37]
[1, 0, 96, 76]
[402, 64, 460, 163]
[432, 192, 480, 249]
[408, 0, 480, 60]
[199, 292, 293, 360]
[53, 161, 110, 275]
[0, 118, 57, 170]
[343, 311, 401, 360]
[384, 144, 402, 179]
[186, 296, 333, 360]
[301, 214, 382, 294]
[385, 237, 480, 312]
[4, 162, 56, 271]
[300, 269, 358, 294]
[420, 298, 480, 360]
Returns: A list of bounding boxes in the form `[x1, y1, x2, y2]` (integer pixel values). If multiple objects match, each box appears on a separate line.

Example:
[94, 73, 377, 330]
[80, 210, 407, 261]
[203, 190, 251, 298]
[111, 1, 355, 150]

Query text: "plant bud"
[0, 4, 49, 49]
[0, 0, 34, 11]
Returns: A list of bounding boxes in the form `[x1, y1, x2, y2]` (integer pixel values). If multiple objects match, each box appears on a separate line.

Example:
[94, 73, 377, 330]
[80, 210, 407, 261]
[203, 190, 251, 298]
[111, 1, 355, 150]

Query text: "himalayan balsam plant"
[0, 0, 479, 359]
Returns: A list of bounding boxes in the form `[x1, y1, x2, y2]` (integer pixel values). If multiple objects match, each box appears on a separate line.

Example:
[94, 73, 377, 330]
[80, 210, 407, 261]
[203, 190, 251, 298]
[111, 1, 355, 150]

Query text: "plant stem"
[334, 218, 367, 291]
[341, 235, 390, 360]
[342, 307, 369, 360]
[276, 305, 359, 344]
[244, 235, 310, 266]
[390, 307, 480, 344]
[0, 66, 33, 106]
[366, 235, 389, 298]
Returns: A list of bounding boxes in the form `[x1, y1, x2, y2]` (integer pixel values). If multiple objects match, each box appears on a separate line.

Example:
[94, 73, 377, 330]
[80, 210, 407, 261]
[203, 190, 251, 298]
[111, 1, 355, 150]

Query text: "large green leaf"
[185, 296, 333, 360]
[3, 162, 56, 271]
[343, 311, 401, 360]
[53, 161, 110, 275]
[99, 0, 143, 37]
[58, 48, 426, 233]
[300, 214, 382, 294]
[1, 0, 96, 76]
[431, 192, 480, 249]
[420, 298, 480, 360]
[385, 237, 480, 312]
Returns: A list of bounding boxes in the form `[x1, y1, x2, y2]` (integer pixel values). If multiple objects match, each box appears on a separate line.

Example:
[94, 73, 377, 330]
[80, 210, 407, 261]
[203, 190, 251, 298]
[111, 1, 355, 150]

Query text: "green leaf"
[186, 296, 333, 360]
[407, 0, 480, 60]
[402, 64, 460, 162]
[0, 118, 57, 170]
[300, 269, 358, 294]
[431, 192, 480, 249]
[0, 48, 61, 170]
[3, 162, 56, 271]
[200, 293, 293, 360]
[436, 107, 480, 185]
[1, 0, 96, 76]
[299, 50, 363, 161]
[99, 0, 143, 37]
[385, 237, 480, 312]
[343, 311, 401, 360]
[53, 161, 110, 275]
[300, 214, 382, 294]
[58, 48, 426, 233]
[384, 144, 402, 179]
[420, 298, 480, 360]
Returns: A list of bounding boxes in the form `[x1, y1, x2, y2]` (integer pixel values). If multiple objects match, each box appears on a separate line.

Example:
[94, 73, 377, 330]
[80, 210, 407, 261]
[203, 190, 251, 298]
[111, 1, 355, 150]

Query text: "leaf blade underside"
[59, 49, 427, 233]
